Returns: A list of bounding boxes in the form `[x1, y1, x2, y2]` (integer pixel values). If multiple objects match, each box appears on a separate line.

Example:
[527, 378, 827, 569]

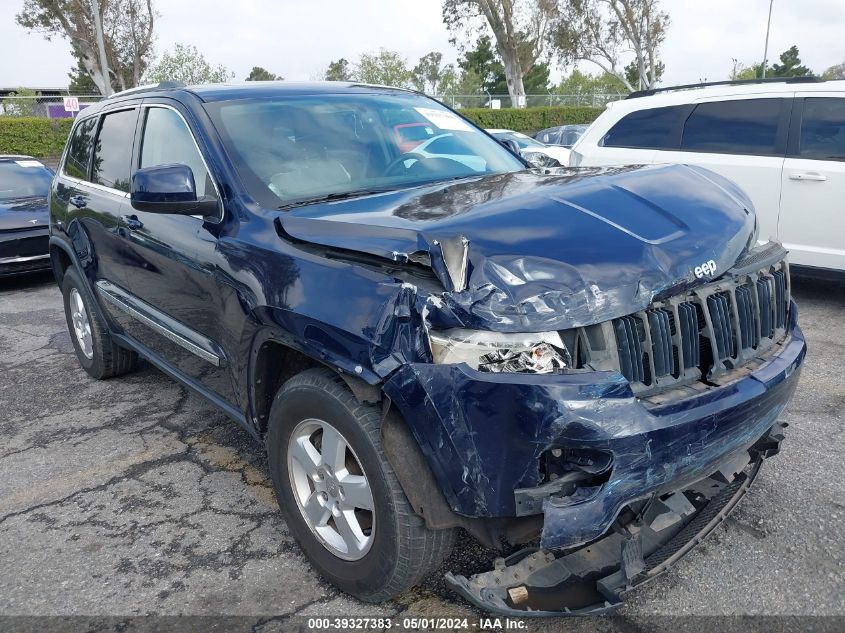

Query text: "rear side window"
[64, 117, 97, 180]
[681, 98, 783, 156]
[600, 106, 687, 149]
[799, 97, 845, 160]
[92, 109, 137, 192]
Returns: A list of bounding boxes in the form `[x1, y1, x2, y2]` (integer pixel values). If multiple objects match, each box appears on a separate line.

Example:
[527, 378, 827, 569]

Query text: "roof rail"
[106, 81, 187, 99]
[626, 76, 824, 99]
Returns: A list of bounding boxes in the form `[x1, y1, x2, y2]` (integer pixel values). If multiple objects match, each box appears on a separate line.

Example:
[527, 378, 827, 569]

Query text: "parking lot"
[0, 270, 843, 627]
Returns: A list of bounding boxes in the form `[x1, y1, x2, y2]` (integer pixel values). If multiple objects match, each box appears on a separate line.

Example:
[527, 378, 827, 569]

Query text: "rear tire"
[266, 367, 455, 601]
[61, 267, 138, 379]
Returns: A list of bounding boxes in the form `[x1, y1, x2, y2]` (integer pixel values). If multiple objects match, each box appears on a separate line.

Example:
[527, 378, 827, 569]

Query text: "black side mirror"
[498, 138, 522, 156]
[130, 164, 218, 217]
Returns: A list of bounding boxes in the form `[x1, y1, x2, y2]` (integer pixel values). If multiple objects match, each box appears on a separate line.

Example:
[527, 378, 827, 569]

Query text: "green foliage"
[356, 49, 413, 88]
[458, 35, 504, 93]
[145, 44, 233, 84]
[1, 88, 39, 117]
[554, 69, 627, 95]
[412, 51, 444, 93]
[68, 47, 101, 94]
[769, 45, 813, 77]
[325, 58, 353, 81]
[625, 60, 664, 90]
[822, 62, 845, 80]
[523, 63, 551, 93]
[458, 35, 550, 94]
[0, 117, 75, 157]
[245, 66, 282, 81]
[458, 105, 603, 133]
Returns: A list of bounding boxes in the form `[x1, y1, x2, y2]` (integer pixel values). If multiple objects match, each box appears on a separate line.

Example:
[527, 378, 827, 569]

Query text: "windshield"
[492, 131, 545, 150]
[205, 93, 525, 208]
[0, 160, 53, 201]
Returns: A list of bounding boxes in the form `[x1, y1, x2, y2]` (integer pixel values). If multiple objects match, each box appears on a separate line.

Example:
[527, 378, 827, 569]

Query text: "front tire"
[61, 267, 138, 379]
[266, 368, 454, 602]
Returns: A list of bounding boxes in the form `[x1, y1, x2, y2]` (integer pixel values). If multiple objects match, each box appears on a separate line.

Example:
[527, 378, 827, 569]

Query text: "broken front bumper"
[445, 426, 783, 615]
[384, 307, 805, 615]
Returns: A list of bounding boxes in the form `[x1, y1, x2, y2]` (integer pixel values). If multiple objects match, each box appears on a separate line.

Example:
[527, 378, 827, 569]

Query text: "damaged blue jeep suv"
[50, 82, 806, 615]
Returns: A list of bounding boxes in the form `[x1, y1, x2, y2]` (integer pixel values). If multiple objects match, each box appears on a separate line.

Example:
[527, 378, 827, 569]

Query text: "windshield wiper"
[277, 189, 389, 211]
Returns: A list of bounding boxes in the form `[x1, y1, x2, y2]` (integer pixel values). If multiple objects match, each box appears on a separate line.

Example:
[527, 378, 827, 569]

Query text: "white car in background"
[569, 78, 845, 275]
[410, 133, 488, 172]
[486, 129, 572, 167]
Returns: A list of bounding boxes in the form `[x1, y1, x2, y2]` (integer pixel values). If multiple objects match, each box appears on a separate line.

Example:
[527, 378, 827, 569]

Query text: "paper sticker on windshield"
[414, 107, 472, 132]
[15, 160, 43, 168]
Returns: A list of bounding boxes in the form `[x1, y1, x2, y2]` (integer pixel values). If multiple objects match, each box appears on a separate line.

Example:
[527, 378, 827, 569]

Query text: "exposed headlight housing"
[428, 329, 571, 373]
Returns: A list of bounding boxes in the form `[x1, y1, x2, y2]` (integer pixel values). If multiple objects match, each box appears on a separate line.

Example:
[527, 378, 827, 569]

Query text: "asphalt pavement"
[0, 270, 842, 630]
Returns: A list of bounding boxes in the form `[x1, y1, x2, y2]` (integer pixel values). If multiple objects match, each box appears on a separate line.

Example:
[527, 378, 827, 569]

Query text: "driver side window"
[139, 107, 216, 198]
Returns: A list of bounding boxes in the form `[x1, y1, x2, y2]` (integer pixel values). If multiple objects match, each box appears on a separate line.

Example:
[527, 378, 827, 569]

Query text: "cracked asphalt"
[0, 270, 843, 627]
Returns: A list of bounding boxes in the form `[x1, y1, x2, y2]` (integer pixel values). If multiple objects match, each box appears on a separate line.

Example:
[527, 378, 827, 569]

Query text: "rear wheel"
[267, 368, 455, 601]
[61, 267, 138, 379]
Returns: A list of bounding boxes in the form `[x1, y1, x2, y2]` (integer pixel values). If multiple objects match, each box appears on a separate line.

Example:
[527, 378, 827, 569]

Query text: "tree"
[17, 0, 156, 94]
[325, 58, 354, 81]
[458, 35, 505, 93]
[145, 44, 233, 84]
[822, 62, 845, 80]
[554, 68, 627, 95]
[554, 0, 670, 92]
[624, 58, 662, 87]
[458, 35, 549, 95]
[246, 66, 282, 81]
[68, 47, 101, 94]
[523, 62, 551, 92]
[0, 88, 38, 117]
[412, 51, 451, 94]
[769, 45, 813, 78]
[355, 49, 413, 88]
[443, 0, 557, 107]
[729, 59, 763, 80]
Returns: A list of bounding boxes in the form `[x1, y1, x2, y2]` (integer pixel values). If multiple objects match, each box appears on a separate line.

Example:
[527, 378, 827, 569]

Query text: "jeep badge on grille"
[694, 259, 718, 278]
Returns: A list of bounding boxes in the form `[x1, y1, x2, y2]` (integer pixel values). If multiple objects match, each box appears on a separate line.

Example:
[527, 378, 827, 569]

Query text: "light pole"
[761, 0, 774, 79]
[89, 0, 112, 95]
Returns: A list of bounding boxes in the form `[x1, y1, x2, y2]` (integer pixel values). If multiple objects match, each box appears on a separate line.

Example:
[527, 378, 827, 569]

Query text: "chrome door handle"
[789, 172, 827, 182]
[121, 214, 144, 230]
[69, 195, 87, 208]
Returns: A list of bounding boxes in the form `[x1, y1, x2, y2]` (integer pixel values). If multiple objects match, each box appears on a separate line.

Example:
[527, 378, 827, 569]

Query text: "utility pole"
[89, 0, 112, 95]
[761, 0, 774, 78]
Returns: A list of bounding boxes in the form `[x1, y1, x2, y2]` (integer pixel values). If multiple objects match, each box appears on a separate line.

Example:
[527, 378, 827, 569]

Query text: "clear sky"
[1, 0, 843, 90]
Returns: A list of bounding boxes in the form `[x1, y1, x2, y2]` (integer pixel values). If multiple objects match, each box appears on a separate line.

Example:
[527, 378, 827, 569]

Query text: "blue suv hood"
[279, 164, 755, 331]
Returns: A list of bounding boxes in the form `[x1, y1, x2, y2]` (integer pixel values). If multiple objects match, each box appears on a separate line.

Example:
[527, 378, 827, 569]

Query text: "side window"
[681, 98, 783, 156]
[63, 117, 97, 180]
[600, 106, 687, 149]
[799, 97, 845, 161]
[140, 107, 215, 197]
[92, 109, 137, 192]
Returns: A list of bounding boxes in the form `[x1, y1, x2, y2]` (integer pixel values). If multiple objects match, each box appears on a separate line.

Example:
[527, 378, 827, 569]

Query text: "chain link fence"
[0, 95, 104, 118]
[0, 92, 624, 118]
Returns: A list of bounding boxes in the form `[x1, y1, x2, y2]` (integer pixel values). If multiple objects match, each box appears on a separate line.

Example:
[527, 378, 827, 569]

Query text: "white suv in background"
[569, 78, 845, 274]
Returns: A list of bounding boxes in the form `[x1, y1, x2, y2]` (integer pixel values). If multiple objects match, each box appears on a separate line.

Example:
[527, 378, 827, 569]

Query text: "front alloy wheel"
[69, 287, 93, 360]
[266, 368, 455, 602]
[288, 418, 375, 561]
